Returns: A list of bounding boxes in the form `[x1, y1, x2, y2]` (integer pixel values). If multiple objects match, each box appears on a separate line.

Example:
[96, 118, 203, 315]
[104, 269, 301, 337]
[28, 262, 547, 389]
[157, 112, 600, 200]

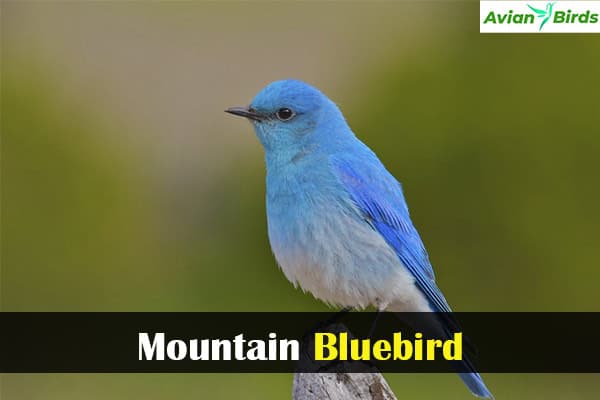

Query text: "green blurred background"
[2, 1, 599, 399]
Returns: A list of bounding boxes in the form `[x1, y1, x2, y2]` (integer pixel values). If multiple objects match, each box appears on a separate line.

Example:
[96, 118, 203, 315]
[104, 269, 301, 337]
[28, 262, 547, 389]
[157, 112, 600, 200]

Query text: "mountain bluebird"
[226, 79, 493, 398]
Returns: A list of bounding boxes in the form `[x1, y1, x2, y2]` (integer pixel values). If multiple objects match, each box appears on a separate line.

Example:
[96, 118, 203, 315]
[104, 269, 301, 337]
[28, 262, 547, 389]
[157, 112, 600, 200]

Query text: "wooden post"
[293, 372, 398, 400]
[292, 323, 398, 400]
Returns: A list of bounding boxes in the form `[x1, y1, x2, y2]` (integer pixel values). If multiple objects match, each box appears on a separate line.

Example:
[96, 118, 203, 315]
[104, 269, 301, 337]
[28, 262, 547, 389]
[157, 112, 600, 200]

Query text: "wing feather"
[331, 155, 452, 313]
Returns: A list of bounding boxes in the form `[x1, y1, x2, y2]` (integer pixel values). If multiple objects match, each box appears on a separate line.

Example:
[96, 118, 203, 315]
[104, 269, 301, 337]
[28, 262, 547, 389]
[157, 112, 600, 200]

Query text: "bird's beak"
[225, 106, 265, 122]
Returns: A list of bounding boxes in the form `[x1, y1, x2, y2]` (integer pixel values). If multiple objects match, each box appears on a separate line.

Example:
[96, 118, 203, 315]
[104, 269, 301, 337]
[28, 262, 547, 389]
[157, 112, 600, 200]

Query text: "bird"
[225, 79, 493, 398]
[528, 2, 555, 31]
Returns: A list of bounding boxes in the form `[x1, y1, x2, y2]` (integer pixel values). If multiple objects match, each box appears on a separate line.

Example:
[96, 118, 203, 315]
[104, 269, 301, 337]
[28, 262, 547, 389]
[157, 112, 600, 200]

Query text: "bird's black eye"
[275, 108, 295, 121]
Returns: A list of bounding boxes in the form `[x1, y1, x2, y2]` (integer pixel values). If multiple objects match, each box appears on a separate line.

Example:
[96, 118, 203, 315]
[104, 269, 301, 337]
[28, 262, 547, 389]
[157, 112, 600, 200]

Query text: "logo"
[480, 1, 600, 33]
[528, 2, 555, 31]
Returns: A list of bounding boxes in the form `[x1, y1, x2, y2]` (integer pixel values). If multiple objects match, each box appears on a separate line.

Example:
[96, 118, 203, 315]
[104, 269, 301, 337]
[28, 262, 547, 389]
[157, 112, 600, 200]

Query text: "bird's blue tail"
[459, 372, 494, 399]
[391, 311, 494, 398]
[441, 314, 494, 399]
[445, 319, 494, 399]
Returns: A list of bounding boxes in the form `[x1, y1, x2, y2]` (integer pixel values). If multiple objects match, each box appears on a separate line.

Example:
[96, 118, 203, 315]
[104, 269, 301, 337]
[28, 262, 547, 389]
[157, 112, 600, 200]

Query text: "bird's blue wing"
[331, 155, 452, 313]
[331, 155, 492, 398]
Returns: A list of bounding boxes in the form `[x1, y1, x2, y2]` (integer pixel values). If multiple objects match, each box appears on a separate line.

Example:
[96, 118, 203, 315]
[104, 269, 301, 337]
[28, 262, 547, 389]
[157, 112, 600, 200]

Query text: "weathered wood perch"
[293, 372, 397, 400]
[292, 323, 398, 400]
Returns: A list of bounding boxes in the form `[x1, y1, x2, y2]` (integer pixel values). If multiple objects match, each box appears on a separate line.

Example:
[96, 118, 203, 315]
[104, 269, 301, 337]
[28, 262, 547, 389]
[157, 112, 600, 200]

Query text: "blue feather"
[331, 153, 493, 398]
[331, 154, 451, 313]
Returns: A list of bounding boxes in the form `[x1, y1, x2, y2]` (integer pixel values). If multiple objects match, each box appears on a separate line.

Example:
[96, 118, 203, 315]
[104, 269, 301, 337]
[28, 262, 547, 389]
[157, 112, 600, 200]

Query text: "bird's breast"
[264, 166, 418, 309]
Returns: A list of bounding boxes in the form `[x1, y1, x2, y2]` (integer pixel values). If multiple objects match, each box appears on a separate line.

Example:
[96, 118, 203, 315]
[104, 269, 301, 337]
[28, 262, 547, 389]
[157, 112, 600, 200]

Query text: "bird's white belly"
[267, 203, 429, 311]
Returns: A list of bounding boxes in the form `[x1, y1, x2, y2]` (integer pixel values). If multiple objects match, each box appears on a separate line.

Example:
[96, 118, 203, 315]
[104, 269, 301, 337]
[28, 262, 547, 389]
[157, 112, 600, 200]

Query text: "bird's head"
[226, 80, 351, 157]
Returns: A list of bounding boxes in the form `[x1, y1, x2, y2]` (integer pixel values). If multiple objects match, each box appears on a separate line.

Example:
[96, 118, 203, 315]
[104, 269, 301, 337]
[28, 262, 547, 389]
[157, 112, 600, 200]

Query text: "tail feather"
[442, 317, 494, 399]
[459, 372, 494, 399]
[389, 310, 494, 398]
